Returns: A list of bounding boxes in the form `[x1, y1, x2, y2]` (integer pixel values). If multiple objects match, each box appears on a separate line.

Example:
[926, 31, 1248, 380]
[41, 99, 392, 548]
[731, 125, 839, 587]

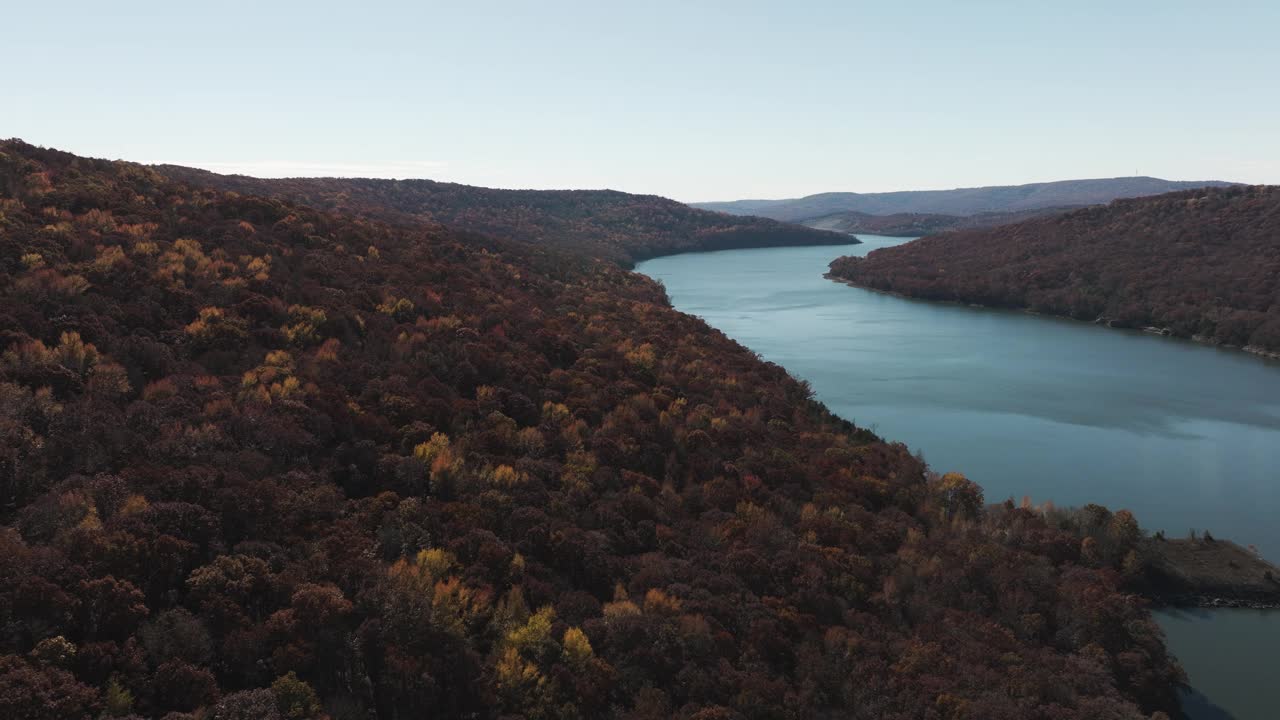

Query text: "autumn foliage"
[0, 140, 1183, 719]
[154, 165, 854, 266]
[829, 185, 1280, 353]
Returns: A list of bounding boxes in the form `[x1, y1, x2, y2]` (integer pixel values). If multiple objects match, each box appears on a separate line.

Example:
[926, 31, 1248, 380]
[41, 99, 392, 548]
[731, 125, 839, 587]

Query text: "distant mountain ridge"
[695, 177, 1239, 222]
[154, 166, 854, 265]
[802, 206, 1083, 236]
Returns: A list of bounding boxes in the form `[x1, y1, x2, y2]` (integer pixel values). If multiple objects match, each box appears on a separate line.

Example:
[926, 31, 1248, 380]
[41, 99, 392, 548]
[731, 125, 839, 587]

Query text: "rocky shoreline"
[1140, 538, 1280, 610]
[1151, 594, 1280, 610]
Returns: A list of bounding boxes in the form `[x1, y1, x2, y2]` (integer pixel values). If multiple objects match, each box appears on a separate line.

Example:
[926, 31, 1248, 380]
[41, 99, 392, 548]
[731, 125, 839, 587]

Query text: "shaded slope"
[154, 165, 854, 265]
[697, 177, 1237, 222]
[0, 140, 1184, 719]
[829, 185, 1280, 354]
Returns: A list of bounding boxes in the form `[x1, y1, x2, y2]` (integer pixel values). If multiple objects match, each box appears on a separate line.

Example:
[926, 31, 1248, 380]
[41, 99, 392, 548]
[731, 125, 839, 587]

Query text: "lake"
[637, 236, 1280, 720]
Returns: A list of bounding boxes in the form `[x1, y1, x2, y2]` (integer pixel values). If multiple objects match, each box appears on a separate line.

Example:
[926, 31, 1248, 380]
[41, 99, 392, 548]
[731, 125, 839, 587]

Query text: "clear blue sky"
[5, 1, 1278, 201]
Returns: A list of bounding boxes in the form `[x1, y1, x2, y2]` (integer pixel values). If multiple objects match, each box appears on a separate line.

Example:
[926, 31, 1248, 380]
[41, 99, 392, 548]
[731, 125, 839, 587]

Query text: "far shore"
[824, 273, 1280, 364]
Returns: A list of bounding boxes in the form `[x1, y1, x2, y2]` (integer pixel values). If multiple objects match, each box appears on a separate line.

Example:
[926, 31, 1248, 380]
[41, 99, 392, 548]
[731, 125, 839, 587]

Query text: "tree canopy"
[0, 140, 1182, 719]
[829, 186, 1280, 353]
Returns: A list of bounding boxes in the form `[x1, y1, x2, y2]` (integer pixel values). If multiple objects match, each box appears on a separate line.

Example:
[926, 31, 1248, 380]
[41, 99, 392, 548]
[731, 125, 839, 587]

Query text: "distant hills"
[155, 166, 853, 265]
[695, 177, 1239, 223]
[802, 206, 1082, 236]
[828, 185, 1280, 354]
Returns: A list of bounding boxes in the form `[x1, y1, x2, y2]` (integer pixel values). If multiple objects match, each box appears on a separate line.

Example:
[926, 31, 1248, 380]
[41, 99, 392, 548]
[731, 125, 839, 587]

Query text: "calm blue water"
[637, 236, 1280, 720]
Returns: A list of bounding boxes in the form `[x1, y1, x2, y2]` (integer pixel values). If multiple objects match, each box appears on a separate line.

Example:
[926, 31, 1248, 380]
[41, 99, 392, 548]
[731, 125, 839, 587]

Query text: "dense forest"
[694, 177, 1236, 223]
[0, 140, 1186, 719]
[154, 167, 852, 266]
[828, 185, 1280, 354]
[802, 207, 1078, 237]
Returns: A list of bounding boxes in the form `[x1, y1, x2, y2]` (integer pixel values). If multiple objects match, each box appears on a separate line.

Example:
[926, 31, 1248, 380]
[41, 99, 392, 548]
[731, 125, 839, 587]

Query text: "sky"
[4, 0, 1278, 201]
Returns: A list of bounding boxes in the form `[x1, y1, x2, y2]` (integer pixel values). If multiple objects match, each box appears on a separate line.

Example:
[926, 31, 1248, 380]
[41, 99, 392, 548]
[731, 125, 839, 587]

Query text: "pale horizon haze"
[4, 0, 1278, 202]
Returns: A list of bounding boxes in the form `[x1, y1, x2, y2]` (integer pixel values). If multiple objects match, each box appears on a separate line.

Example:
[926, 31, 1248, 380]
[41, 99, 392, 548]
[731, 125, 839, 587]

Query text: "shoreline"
[1151, 596, 1280, 611]
[824, 273, 1280, 364]
[827, 271, 1280, 611]
[1141, 538, 1280, 610]
[621, 235, 861, 270]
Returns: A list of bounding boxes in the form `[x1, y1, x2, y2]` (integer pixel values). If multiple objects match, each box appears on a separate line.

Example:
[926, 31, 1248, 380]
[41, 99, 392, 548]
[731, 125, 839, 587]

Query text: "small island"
[1142, 535, 1280, 608]
[996, 500, 1280, 609]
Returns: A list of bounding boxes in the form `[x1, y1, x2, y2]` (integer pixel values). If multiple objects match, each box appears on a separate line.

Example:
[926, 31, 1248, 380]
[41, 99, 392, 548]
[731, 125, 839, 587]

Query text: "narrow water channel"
[637, 236, 1280, 719]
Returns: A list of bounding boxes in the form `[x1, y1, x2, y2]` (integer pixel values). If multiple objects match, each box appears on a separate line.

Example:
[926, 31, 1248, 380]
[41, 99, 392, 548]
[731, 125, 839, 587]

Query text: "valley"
[639, 236, 1280, 719]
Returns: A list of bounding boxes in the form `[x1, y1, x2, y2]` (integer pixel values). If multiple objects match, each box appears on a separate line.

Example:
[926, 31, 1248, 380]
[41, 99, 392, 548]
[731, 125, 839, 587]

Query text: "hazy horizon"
[5, 1, 1278, 202]
[685, 175, 1245, 205]
[4, 138, 1248, 205]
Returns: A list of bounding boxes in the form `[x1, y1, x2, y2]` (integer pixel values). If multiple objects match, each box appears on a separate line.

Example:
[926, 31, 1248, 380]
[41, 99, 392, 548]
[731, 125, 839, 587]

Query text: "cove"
[637, 236, 1280, 720]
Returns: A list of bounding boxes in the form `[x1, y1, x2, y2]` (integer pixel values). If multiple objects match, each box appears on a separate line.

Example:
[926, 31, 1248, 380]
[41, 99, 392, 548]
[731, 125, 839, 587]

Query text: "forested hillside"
[828, 186, 1280, 354]
[154, 166, 852, 265]
[696, 177, 1236, 222]
[0, 140, 1183, 719]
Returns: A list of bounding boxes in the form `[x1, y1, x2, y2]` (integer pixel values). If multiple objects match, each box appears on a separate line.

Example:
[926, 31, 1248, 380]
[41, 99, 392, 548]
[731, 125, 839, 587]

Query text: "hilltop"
[696, 177, 1237, 223]
[0, 140, 1183, 719]
[154, 166, 854, 266]
[828, 185, 1280, 355]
